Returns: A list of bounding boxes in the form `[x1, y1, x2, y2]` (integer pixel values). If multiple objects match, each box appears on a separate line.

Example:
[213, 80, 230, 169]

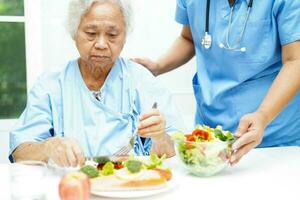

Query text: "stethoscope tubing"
[203, 0, 254, 51]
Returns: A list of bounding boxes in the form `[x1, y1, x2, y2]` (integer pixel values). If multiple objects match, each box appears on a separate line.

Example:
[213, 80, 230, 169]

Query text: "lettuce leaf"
[101, 162, 114, 176]
[145, 154, 167, 169]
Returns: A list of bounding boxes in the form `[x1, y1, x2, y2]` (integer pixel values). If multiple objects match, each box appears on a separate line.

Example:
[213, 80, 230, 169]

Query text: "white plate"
[91, 171, 179, 198]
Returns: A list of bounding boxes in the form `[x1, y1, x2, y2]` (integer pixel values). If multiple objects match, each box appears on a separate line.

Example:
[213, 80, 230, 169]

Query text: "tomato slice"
[192, 129, 211, 140]
[185, 143, 195, 150]
[113, 162, 124, 169]
[185, 134, 195, 142]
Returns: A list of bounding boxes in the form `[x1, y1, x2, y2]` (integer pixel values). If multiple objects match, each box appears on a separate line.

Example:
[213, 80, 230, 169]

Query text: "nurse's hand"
[229, 111, 269, 165]
[131, 58, 160, 76]
[42, 137, 85, 167]
[137, 108, 166, 142]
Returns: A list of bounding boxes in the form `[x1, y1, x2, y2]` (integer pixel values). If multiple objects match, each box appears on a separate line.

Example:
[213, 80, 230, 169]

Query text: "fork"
[112, 102, 158, 156]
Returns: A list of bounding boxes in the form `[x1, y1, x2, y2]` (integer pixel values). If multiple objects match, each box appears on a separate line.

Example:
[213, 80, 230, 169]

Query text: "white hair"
[67, 0, 133, 39]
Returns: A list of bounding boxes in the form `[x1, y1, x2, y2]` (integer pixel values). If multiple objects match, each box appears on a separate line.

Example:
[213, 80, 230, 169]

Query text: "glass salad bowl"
[172, 125, 235, 177]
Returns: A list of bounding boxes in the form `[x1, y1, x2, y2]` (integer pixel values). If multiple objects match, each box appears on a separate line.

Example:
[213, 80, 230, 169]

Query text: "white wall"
[0, 132, 9, 163]
[0, 0, 197, 163]
[0, 120, 15, 163]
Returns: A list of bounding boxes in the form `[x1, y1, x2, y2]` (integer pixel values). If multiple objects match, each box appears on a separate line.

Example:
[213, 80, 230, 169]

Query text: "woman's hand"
[230, 111, 269, 165]
[137, 108, 166, 142]
[137, 108, 175, 157]
[131, 58, 160, 76]
[42, 137, 85, 167]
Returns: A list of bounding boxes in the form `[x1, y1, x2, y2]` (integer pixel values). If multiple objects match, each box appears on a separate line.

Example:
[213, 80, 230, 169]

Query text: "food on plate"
[93, 156, 126, 170]
[172, 125, 235, 176]
[153, 168, 172, 181]
[125, 160, 143, 173]
[59, 171, 91, 200]
[79, 154, 172, 191]
[80, 165, 99, 178]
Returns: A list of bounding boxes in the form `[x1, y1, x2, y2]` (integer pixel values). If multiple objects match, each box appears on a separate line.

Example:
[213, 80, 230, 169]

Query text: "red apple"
[59, 171, 91, 200]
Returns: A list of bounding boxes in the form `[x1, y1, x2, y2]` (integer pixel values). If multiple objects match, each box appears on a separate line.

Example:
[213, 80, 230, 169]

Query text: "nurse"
[9, 0, 182, 167]
[133, 0, 300, 165]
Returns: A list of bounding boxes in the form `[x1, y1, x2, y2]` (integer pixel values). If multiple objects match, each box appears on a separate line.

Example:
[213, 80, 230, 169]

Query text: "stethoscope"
[201, 0, 253, 52]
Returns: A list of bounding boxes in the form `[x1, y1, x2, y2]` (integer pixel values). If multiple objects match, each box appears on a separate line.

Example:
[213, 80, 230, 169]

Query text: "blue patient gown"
[9, 58, 182, 162]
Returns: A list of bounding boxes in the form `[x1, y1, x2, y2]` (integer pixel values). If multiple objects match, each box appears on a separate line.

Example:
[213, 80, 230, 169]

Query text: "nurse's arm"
[230, 41, 300, 165]
[257, 40, 300, 123]
[133, 25, 195, 76]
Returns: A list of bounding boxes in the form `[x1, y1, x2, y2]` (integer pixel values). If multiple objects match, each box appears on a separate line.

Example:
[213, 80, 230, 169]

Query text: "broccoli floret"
[95, 156, 110, 164]
[125, 160, 143, 173]
[80, 165, 99, 178]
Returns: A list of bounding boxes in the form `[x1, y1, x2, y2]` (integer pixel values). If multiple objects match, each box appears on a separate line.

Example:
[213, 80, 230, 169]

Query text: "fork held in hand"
[112, 102, 158, 156]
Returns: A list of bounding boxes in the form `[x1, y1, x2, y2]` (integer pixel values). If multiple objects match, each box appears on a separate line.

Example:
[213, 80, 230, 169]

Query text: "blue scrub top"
[176, 0, 300, 147]
[9, 58, 183, 162]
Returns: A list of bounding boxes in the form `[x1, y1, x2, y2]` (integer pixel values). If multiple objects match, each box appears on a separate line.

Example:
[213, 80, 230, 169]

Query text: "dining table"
[1, 146, 299, 200]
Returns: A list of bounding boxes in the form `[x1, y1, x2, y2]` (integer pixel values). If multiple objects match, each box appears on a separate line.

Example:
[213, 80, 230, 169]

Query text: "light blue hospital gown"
[176, 0, 300, 147]
[9, 58, 182, 162]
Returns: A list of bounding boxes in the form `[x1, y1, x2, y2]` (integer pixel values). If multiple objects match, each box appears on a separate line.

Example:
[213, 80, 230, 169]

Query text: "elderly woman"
[9, 0, 182, 167]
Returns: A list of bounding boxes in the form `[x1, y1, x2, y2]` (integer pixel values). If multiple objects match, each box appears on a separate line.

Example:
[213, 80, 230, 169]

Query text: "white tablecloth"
[1, 146, 299, 200]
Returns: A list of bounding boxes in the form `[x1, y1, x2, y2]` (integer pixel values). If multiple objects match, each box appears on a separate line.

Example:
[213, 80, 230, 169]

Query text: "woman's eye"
[86, 32, 96, 37]
[108, 33, 118, 37]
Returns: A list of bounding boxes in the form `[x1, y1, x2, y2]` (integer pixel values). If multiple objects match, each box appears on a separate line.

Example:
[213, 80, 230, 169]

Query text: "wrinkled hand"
[131, 58, 160, 76]
[137, 108, 167, 143]
[230, 111, 269, 165]
[42, 137, 85, 167]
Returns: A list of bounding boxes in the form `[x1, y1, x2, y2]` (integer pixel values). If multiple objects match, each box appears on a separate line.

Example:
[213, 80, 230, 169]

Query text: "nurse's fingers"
[235, 116, 251, 137]
[232, 129, 257, 150]
[139, 109, 160, 121]
[131, 57, 150, 66]
[230, 141, 256, 165]
[131, 58, 157, 74]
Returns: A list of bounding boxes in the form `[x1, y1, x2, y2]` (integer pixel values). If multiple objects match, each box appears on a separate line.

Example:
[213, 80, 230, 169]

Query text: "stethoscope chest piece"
[201, 0, 253, 52]
[201, 32, 212, 49]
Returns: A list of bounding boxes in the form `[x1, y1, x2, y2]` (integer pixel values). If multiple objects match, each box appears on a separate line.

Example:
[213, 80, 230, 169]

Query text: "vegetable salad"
[172, 125, 235, 176]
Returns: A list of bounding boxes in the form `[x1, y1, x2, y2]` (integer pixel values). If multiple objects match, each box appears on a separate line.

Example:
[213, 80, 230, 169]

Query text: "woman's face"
[75, 2, 126, 70]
